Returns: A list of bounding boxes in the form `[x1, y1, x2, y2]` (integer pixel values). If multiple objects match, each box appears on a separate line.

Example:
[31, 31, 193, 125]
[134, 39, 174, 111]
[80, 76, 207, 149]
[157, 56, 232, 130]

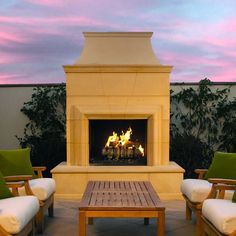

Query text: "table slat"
[79, 181, 164, 210]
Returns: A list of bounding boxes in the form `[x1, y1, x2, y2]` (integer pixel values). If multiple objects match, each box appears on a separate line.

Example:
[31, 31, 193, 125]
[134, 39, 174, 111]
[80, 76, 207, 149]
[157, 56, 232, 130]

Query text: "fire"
[105, 131, 118, 147]
[103, 127, 145, 159]
[119, 127, 132, 146]
[138, 144, 144, 156]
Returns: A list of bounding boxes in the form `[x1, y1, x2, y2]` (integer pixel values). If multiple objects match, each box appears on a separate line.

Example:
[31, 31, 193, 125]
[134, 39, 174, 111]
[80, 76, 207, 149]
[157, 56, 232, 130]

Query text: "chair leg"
[48, 202, 54, 217]
[36, 207, 44, 234]
[88, 217, 94, 225]
[186, 202, 192, 220]
[196, 209, 203, 236]
[144, 218, 149, 225]
[28, 220, 35, 236]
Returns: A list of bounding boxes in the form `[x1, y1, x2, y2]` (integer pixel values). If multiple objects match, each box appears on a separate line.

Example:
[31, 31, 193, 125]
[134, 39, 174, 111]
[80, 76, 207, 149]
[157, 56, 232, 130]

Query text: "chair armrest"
[33, 166, 46, 178]
[208, 178, 236, 185]
[195, 169, 208, 179]
[4, 175, 33, 182]
[4, 175, 34, 196]
[207, 178, 236, 199]
[5, 182, 25, 197]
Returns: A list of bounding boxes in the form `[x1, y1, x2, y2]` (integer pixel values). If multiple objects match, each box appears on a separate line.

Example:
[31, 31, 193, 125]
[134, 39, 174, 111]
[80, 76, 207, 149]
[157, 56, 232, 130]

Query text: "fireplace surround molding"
[51, 32, 184, 200]
[68, 108, 163, 167]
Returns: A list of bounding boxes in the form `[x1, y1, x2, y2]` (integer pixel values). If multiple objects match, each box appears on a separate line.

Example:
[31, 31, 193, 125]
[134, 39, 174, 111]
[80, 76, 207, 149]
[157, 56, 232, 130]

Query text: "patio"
[0, 31, 235, 236]
[38, 199, 196, 236]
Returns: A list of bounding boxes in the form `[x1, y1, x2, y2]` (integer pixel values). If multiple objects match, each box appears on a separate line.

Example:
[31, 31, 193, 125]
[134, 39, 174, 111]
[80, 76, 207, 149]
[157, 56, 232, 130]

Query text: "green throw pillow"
[0, 148, 36, 178]
[0, 171, 13, 199]
[204, 152, 236, 180]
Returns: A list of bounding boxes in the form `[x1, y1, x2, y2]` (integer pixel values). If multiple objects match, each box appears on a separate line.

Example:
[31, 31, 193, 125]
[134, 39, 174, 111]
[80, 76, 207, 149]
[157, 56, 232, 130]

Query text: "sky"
[0, 0, 236, 84]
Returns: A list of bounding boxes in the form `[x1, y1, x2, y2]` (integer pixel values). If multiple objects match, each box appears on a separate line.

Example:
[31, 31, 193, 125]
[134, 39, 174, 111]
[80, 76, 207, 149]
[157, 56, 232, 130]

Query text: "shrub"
[16, 84, 66, 177]
[170, 78, 235, 178]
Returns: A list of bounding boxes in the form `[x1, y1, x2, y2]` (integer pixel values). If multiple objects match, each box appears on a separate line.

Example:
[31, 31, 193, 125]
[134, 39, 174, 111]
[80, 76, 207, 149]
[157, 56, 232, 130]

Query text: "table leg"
[157, 210, 165, 236]
[88, 217, 94, 225]
[79, 211, 86, 236]
[144, 218, 149, 225]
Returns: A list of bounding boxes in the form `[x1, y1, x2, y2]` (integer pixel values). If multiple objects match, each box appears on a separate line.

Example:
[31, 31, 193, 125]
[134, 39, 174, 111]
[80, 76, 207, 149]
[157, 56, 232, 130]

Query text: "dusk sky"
[1, 0, 236, 84]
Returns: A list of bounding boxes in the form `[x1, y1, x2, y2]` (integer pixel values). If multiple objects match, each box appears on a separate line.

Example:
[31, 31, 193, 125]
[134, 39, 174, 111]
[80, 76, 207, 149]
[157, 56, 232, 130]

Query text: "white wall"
[0, 87, 34, 149]
[171, 83, 236, 100]
[0, 83, 235, 149]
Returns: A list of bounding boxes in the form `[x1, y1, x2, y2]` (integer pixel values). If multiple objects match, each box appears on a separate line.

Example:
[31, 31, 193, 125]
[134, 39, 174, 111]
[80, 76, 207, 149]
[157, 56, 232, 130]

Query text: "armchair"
[0, 172, 40, 236]
[180, 152, 236, 235]
[0, 148, 56, 233]
[201, 178, 236, 236]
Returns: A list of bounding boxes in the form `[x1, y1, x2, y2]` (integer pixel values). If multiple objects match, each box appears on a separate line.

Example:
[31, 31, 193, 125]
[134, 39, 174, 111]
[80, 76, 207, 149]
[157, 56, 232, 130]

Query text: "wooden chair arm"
[33, 166, 46, 178]
[6, 182, 25, 197]
[208, 178, 236, 185]
[4, 175, 34, 196]
[195, 169, 208, 179]
[206, 178, 236, 199]
[4, 175, 33, 182]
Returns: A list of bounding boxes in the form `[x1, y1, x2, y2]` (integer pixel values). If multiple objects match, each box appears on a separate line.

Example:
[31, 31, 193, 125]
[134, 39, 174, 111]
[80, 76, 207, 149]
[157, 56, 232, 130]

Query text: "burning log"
[102, 127, 145, 159]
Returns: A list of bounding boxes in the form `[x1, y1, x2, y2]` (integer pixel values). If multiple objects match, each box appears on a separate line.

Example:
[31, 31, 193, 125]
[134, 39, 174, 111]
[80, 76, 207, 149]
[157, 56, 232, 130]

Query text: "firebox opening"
[89, 119, 147, 166]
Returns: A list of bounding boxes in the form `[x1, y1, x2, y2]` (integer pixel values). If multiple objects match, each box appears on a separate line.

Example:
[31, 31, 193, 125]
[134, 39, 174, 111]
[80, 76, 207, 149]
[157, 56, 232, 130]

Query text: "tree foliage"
[170, 79, 236, 178]
[16, 84, 66, 177]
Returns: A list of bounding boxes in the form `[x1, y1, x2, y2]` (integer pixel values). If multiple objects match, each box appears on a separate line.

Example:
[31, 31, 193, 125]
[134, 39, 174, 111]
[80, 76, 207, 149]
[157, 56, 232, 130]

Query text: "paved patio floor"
[38, 200, 196, 236]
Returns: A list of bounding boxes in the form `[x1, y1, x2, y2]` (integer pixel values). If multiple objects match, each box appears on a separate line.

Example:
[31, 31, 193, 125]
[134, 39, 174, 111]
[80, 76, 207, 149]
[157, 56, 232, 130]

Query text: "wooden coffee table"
[78, 181, 165, 236]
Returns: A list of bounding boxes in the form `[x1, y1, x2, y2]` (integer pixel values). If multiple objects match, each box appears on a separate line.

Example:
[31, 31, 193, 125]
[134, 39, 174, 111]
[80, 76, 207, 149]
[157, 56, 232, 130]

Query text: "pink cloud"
[211, 68, 236, 82]
[0, 15, 106, 27]
[160, 49, 236, 83]
[1, 1, 236, 84]
[203, 36, 236, 49]
[0, 53, 28, 64]
[0, 30, 30, 45]
[0, 73, 27, 84]
[218, 18, 236, 33]
[25, 0, 65, 7]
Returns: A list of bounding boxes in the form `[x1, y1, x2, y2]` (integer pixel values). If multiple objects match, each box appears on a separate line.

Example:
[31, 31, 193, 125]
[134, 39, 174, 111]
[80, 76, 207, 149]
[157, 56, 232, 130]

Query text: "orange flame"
[119, 127, 132, 146]
[105, 131, 118, 147]
[104, 127, 145, 158]
[138, 144, 144, 156]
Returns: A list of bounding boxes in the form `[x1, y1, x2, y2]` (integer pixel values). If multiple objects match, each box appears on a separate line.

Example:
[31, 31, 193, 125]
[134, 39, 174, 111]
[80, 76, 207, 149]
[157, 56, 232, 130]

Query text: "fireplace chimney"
[51, 32, 184, 200]
[75, 32, 160, 65]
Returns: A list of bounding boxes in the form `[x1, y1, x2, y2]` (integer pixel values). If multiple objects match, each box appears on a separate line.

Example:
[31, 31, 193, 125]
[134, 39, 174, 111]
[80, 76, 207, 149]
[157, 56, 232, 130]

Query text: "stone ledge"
[63, 65, 173, 73]
[51, 161, 185, 174]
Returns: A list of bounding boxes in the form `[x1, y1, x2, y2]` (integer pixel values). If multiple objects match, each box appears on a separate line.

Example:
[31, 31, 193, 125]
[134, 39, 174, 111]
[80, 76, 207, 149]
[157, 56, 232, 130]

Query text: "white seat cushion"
[181, 179, 212, 203]
[0, 196, 39, 234]
[18, 178, 56, 201]
[202, 199, 236, 235]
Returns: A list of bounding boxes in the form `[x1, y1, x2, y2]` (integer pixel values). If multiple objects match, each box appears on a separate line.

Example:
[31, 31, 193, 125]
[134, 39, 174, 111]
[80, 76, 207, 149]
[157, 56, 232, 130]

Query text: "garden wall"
[0, 83, 235, 149]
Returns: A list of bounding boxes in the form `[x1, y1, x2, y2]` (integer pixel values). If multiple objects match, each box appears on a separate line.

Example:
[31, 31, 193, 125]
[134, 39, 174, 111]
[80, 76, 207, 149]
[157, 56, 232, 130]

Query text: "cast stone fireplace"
[51, 32, 184, 199]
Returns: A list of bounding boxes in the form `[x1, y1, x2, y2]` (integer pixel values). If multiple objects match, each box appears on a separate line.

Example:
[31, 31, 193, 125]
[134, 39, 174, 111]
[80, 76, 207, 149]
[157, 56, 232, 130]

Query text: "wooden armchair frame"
[182, 169, 209, 236]
[201, 178, 236, 236]
[0, 179, 37, 236]
[4, 166, 54, 233]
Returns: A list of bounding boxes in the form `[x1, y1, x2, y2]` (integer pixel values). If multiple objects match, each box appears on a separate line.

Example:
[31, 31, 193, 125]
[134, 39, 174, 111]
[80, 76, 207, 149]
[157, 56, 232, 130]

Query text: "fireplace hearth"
[89, 119, 147, 166]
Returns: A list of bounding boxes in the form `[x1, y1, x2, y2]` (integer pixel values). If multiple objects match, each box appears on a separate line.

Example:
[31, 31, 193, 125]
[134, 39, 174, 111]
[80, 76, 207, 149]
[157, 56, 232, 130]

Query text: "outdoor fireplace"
[89, 119, 147, 165]
[51, 32, 184, 200]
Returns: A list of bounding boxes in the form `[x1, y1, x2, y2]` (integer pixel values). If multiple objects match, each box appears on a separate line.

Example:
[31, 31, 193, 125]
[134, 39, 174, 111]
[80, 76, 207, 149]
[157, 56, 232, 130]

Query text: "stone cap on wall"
[75, 32, 161, 65]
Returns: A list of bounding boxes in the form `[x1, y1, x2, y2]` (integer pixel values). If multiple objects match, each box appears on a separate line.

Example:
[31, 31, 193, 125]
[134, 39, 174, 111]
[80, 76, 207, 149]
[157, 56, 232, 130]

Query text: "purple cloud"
[0, 0, 236, 84]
